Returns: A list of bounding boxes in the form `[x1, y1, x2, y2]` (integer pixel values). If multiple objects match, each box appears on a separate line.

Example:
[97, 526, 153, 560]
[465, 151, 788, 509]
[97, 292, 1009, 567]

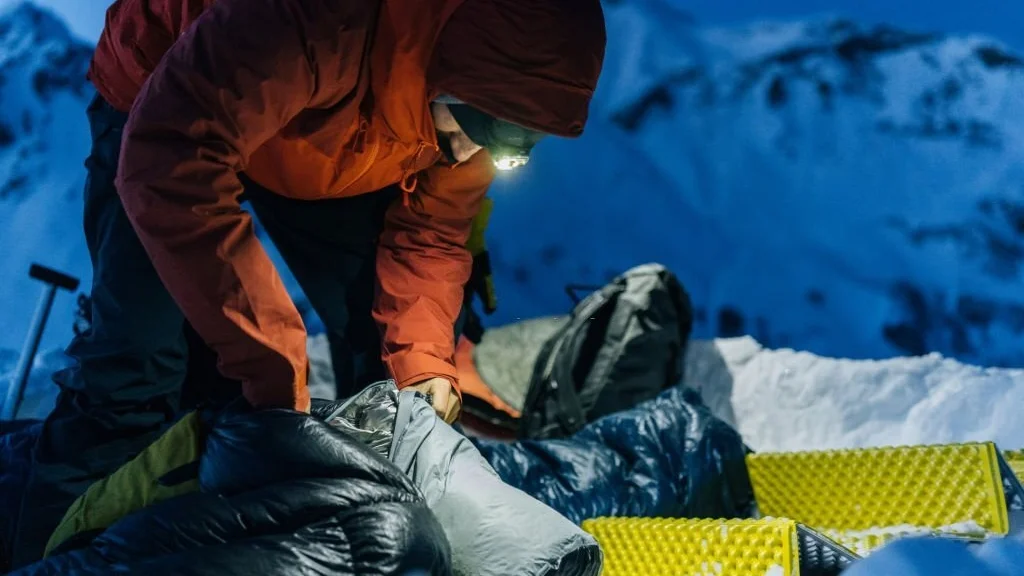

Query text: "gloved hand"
[405, 377, 461, 424]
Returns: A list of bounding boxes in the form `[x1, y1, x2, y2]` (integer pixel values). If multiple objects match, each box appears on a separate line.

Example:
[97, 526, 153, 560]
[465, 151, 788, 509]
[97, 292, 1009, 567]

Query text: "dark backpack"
[519, 263, 694, 439]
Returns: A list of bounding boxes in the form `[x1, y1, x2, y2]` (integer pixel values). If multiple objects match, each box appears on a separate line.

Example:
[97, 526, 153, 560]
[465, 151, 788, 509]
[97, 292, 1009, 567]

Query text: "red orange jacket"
[93, 0, 606, 410]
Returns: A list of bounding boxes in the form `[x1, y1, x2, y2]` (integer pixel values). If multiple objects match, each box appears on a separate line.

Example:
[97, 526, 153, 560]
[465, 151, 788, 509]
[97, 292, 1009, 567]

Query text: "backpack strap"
[662, 269, 694, 387]
[523, 324, 585, 437]
[520, 281, 626, 438]
[578, 289, 634, 409]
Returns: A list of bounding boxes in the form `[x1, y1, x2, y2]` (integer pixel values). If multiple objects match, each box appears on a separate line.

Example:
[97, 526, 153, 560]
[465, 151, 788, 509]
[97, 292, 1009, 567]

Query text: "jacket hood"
[426, 0, 607, 138]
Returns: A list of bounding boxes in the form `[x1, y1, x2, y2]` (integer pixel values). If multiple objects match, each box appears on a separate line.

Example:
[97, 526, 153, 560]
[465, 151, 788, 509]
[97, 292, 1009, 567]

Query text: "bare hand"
[405, 377, 461, 424]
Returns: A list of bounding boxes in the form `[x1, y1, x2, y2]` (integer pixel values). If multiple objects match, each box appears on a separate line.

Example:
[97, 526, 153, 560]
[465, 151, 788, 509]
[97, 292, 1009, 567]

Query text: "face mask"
[438, 98, 548, 171]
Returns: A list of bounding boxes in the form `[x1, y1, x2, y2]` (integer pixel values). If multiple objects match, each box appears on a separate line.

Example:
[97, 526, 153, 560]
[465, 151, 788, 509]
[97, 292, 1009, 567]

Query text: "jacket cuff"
[388, 352, 460, 393]
[242, 360, 310, 412]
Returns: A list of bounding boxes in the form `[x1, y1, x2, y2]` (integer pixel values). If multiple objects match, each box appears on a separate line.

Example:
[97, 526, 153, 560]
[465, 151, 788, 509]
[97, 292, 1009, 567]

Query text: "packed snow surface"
[684, 336, 1024, 452]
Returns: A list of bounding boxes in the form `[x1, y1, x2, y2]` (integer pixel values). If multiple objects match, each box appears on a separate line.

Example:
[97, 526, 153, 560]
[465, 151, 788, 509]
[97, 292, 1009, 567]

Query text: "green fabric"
[44, 412, 204, 557]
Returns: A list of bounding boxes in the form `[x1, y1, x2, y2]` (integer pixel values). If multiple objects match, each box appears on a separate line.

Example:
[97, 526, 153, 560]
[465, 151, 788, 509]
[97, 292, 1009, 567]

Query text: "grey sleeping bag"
[319, 381, 602, 576]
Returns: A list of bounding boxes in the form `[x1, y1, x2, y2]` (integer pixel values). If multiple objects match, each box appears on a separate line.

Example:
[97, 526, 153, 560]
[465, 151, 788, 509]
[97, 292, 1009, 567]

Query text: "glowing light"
[493, 155, 529, 171]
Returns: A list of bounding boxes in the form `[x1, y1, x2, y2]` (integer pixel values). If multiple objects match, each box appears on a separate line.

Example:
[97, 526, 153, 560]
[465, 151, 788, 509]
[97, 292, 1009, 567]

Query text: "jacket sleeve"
[374, 152, 496, 390]
[115, 0, 374, 410]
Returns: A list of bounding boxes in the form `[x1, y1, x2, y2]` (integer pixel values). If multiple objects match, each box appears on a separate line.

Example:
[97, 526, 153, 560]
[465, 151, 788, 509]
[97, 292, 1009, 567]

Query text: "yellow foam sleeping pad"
[44, 412, 205, 556]
[583, 517, 799, 576]
[746, 442, 1011, 555]
[583, 442, 1022, 575]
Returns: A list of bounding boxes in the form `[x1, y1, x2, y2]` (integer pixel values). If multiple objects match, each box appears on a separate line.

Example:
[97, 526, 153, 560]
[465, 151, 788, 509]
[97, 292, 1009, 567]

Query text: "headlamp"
[446, 103, 547, 172]
[491, 152, 530, 171]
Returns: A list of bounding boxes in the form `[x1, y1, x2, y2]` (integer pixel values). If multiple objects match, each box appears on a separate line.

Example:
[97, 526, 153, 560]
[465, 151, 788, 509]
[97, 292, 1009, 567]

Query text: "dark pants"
[12, 94, 396, 566]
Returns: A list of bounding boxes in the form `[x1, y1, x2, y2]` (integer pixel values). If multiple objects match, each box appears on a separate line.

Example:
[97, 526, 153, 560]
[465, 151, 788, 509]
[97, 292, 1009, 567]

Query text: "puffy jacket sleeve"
[375, 152, 496, 390]
[115, 0, 375, 410]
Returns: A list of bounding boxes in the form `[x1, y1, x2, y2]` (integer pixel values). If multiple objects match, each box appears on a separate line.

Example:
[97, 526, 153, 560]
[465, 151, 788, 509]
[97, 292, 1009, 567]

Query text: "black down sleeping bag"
[8, 408, 451, 576]
[473, 385, 755, 525]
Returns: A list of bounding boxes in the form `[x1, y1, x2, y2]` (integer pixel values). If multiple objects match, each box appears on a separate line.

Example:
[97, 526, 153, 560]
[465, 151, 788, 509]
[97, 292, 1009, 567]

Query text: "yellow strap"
[466, 196, 494, 256]
[482, 275, 498, 312]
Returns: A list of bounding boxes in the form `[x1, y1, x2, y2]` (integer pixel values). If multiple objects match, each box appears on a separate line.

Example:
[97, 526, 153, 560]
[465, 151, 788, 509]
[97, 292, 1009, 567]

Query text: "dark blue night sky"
[685, 0, 1021, 49]
[20, 0, 1024, 51]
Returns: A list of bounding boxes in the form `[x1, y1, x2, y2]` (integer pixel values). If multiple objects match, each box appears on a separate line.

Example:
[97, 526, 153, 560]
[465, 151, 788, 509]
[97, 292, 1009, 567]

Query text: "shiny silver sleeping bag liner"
[324, 381, 602, 576]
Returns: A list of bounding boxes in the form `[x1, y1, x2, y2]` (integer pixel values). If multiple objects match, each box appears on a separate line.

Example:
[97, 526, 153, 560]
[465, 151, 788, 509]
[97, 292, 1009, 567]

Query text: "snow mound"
[685, 336, 1024, 452]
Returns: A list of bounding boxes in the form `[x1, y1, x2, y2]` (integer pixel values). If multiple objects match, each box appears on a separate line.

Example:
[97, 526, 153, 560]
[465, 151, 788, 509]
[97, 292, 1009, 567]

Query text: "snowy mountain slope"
[484, 9, 1024, 368]
[0, 2, 92, 354]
